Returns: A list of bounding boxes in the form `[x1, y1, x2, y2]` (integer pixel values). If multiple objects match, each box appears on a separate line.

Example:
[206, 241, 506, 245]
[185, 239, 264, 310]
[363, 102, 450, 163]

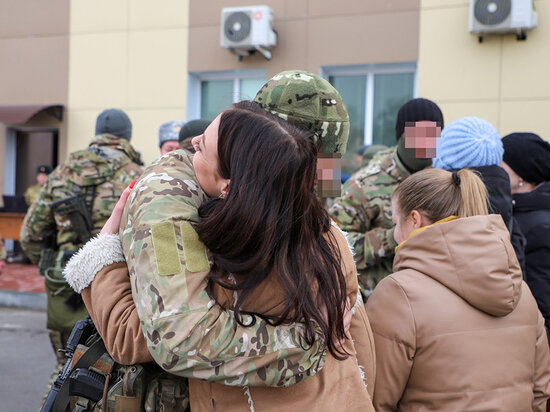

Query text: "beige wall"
[417, 0, 550, 140]
[188, 0, 420, 77]
[68, 0, 189, 165]
[0, 0, 69, 195]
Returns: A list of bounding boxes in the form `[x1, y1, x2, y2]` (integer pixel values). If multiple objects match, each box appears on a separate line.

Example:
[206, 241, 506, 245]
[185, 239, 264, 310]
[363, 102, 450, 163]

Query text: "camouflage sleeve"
[329, 176, 396, 271]
[0, 236, 6, 260]
[122, 151, 326, 387]
[20, 182, 55, 265]
[331, 222, 376, 396]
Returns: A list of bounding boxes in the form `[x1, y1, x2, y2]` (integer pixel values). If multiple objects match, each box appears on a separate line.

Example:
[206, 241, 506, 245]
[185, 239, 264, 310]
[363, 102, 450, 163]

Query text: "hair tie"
[452, 170, 461, 186]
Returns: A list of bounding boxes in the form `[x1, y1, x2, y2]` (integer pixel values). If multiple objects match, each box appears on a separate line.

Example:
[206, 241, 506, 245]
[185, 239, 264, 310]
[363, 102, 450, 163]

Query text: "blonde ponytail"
[455, 169, 488, 217]
[394, 168, 488, 223]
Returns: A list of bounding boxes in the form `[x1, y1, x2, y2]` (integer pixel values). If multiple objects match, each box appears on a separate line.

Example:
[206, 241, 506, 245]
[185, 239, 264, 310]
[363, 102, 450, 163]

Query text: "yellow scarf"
[395, 215, 458, 252]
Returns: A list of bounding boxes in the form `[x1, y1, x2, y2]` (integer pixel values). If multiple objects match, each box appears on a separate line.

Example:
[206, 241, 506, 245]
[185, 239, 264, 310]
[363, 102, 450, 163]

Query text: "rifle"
[41, 317, 97, 412]
[51, 195, 93, 245]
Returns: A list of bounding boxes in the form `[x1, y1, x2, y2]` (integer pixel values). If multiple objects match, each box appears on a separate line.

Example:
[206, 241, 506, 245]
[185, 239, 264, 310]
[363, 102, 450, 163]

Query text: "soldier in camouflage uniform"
[20, 108, 144, 403]
[254, 70, 349, 199]
[63, 71, 372, 410]
[24, 164, 52, 206]
[330, 98, 444, 299]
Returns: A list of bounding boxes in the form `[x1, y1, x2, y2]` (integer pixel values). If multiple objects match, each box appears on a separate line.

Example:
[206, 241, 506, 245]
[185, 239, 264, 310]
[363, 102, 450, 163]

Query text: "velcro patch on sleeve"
[180, 221, 210, 272]
[151, 221, 182, 276]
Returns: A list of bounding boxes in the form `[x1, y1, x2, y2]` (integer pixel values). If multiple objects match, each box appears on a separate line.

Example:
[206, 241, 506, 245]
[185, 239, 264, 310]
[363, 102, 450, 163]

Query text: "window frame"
[321, 62, 418, 146]
[187, 69, 267, 120]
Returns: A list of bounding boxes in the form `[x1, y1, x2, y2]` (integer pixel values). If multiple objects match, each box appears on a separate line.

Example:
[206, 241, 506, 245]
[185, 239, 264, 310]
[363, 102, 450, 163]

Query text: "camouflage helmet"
[254, 70, 350, 154]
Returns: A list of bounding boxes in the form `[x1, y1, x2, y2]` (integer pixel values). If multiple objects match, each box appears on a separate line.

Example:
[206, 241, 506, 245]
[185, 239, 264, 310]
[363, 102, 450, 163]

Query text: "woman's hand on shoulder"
[100, 180, 136, 235]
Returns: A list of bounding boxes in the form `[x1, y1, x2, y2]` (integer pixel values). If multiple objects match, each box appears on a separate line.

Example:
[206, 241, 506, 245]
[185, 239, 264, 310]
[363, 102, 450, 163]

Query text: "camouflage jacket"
[24, 183, 42, 206]
[21, 134, 144, 265]
[329, 148, 410, 298]
[120, 150, 327, 387]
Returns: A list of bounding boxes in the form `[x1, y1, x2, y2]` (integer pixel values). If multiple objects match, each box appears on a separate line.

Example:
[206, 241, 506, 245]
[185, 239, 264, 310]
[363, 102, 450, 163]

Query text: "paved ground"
[0, 307, 55, 412]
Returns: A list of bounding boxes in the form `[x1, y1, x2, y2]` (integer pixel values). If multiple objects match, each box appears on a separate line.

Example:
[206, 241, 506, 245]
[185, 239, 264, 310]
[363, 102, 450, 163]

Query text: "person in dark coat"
[502, 132, 550, 335]
[433, 117, 526, 272]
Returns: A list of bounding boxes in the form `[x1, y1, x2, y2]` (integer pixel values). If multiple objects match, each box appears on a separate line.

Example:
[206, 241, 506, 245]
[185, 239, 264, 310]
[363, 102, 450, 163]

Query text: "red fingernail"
[129, 179, 138, 189]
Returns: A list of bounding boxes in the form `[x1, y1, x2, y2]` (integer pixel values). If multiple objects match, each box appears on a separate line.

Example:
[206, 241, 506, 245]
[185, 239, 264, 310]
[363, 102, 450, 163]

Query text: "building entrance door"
[14, 130, 58, 197]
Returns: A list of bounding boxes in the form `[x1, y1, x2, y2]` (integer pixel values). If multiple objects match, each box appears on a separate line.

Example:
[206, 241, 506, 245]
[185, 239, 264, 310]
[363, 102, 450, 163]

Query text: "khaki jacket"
[190, 224, 375, 412]
[366, 215, 550, 411]
[79, 225, 376, 411]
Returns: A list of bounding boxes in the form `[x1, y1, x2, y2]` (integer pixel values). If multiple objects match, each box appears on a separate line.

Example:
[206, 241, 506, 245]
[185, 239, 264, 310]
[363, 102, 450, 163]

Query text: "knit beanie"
[178, 119, 210, 142]
[502, 132, 550, 184]
[95, 109, 132, 141]
[433, 116, 503, 170]
[395, 98, 444, 141]
[159, 121, 184, 148]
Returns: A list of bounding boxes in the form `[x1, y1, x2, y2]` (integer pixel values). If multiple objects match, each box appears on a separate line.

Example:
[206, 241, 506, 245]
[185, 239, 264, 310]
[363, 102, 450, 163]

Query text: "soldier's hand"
[100, 180, 136, 235]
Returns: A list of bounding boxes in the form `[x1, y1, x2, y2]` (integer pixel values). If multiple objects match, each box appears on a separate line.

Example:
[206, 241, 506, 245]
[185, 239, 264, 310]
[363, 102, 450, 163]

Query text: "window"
[188, 70, 267, 121]
[324, 63, 416, 174]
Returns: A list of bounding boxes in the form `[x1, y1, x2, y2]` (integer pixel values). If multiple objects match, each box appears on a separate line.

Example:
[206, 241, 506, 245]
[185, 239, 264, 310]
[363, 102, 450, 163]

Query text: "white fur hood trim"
[63, 234, 125, 293]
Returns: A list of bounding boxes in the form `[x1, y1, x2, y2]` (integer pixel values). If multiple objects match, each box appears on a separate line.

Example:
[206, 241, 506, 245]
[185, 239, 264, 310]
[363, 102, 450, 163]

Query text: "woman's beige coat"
[76, 226, 376, 411]
[366, 215, 550, 411]
[190, 224, 375, 411]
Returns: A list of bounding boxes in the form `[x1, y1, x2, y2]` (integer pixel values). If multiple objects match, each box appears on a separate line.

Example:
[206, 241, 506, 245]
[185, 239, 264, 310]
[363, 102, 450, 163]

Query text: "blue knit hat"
[433, 116, 503, 170]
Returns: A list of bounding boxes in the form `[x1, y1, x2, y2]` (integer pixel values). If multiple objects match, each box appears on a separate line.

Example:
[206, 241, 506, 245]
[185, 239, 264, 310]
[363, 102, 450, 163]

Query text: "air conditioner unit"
[469, 0, 537, 40]
[220, 5, 277, 60]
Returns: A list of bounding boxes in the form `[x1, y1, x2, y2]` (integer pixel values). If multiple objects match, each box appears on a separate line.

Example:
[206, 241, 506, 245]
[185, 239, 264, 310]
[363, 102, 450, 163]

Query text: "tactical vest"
[47, 327, 189, 412]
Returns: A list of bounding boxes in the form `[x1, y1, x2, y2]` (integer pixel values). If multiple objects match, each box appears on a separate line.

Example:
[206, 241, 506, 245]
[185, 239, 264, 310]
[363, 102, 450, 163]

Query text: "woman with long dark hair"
[65, 101, 374, 411]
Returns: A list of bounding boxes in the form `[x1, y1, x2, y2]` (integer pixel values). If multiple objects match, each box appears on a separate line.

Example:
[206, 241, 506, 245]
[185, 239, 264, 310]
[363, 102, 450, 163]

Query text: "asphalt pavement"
[0, 307, 55, 412]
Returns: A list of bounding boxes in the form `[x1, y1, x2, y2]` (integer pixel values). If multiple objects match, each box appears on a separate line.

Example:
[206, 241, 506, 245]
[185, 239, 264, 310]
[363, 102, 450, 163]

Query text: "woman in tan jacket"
[65, 103, 375, 411]
[366, 168, 550, 411]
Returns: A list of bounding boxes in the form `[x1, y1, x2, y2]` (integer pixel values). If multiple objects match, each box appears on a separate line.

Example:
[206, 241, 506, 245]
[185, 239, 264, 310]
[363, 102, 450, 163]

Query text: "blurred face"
[36, 173, 48, 185]
[191, 114, 229, 197]
[160, 140, 180, 155]
[316, 154, 342, 198]
[391, 198, 414, 244]
[404, 120, 442, 158]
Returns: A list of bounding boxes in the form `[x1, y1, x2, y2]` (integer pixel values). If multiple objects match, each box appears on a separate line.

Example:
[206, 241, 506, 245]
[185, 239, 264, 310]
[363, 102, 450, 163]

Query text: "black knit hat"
[95, 108, 132, 141]
[395, 98, 444, 141]
[178, 119, 210, 142]
[502, 132, 550, 184]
